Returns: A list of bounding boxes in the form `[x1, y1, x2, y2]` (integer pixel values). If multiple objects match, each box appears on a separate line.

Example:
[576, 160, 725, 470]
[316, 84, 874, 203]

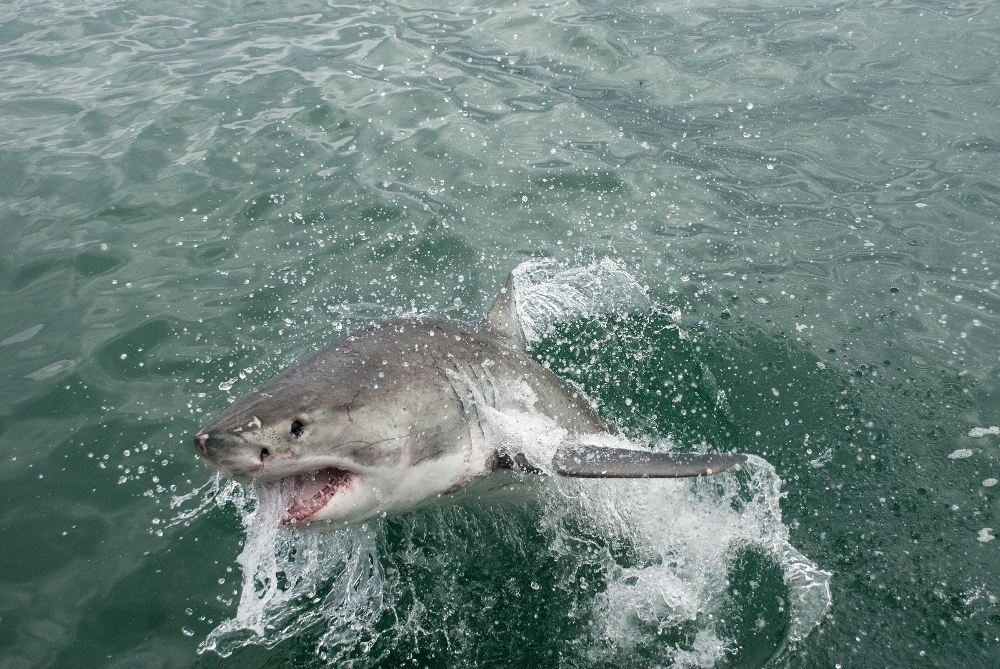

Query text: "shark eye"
[290, 420, 305, 438]
[259, 448, 270, 460]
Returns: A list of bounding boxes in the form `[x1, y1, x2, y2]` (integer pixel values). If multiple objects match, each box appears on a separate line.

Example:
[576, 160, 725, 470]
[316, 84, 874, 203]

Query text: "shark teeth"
[280, 468, 352, 525]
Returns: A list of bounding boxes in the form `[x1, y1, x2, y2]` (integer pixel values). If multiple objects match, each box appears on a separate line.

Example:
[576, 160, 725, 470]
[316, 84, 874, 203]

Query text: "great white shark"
[195, 273, 747, 528]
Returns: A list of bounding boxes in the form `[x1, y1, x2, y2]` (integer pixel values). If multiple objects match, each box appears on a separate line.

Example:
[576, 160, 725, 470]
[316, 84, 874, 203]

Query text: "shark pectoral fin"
[552, 444, 748, 478]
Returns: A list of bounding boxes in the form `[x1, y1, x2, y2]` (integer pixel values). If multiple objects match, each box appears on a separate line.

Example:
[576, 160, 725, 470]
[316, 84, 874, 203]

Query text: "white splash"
[189, 442, 830, 665]
[512, 258, 650, 341]
[544, 454, 830, 667]
[197, 487, 385, 660]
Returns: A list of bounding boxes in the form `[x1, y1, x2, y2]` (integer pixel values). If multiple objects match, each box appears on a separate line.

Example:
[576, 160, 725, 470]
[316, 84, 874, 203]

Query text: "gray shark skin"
[195, 274, 747, 529]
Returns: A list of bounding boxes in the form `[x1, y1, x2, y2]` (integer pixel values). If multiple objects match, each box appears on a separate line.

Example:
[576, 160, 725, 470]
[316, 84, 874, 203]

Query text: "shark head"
[194, 320, 494, 529]
[194, 335, 439, 527]
[196, 393, 387, 527]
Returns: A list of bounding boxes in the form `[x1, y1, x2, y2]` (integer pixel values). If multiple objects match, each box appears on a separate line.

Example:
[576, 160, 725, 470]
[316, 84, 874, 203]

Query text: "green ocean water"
[2, 0, 999, 666]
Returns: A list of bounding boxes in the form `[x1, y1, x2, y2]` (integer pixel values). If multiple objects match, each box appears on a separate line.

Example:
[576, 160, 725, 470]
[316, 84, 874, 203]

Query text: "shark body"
[195, 274, 746, 528]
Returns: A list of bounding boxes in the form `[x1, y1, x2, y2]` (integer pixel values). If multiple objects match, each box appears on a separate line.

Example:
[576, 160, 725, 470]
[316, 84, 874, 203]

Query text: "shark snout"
[195, 428, 267, 477]
[195, 431, 210, 455]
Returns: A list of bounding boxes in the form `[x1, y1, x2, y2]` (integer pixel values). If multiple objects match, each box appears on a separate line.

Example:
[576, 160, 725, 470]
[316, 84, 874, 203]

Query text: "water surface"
[1, 0, 998, 666]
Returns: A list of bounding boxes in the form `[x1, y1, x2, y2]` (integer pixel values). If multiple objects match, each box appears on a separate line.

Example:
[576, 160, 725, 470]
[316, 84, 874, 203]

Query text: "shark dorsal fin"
[480, 272, 528, 351]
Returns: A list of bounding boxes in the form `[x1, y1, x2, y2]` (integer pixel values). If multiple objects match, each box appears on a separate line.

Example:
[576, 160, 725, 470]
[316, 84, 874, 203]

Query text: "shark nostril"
[196, 432, 210, 454]
[260, 448, 270, 460]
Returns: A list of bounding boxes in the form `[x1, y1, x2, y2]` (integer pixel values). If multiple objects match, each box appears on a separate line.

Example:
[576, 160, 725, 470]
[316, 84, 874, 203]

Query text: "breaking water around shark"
[171, 261, 832, 666]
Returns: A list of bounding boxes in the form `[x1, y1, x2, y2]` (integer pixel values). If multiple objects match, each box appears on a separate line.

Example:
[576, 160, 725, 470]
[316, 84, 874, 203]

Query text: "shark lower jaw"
[270, 467, 354, 526]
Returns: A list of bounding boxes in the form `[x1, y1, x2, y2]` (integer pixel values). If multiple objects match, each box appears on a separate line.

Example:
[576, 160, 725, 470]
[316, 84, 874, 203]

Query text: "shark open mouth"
[279, 467, 352, 525]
